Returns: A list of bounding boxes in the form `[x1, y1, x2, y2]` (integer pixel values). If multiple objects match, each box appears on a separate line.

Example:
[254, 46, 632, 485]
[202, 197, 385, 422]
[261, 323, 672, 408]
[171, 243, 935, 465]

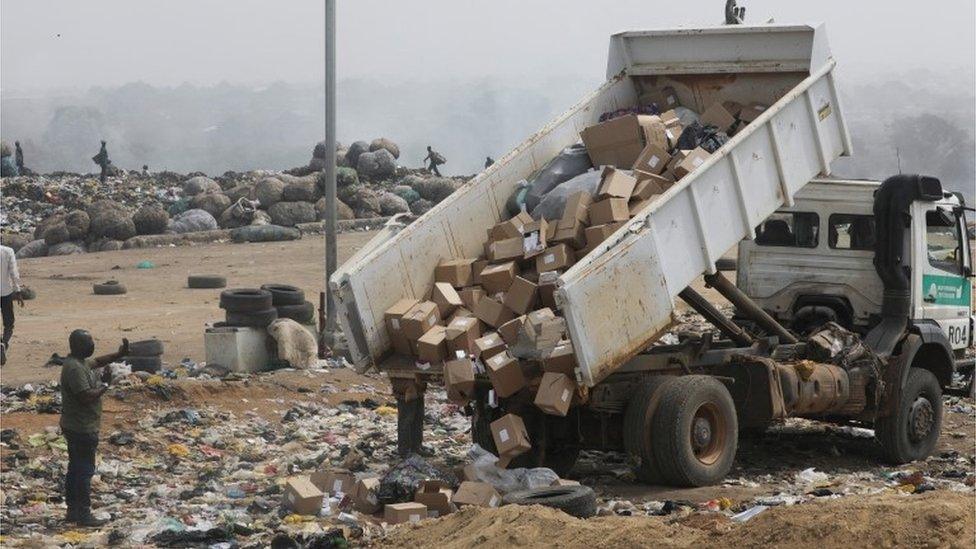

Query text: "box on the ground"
[673, 147, 711, 179]
[633, 143, 671, 176]
[588, 198, 630, 226]
[503, 276, 538, 315]
[738, 102, 767, 123]
[445, 316, 481, 356]
[385, 298, 419, 355]
[473, 331, 506, 360]
[486, 237, 524, 262]
[284, 476, 324, 515]
[401, 301, 440, 341]
[534, 372, 576, 416]
[490, 413, 532, 458]
[700, 102, 736, 133]
[385, 502, 428, 524]
[522, 218, 548, 258]
[458, 287, 485, 311]
[542, 341, 577, 377]
[553, 217, 586, 249]
[432, 282, 463, 318]
[452, 481, 501, 508]
[310, 469, 356, 496]
[480, 262, 519, 294]
[354, 477, 381, 513]
[485, 351, 526, 397]
[561, 191, 591, 225]
[417, 325, 447, 364]
[444, 358, 476, 402]
[597, 167, 638, 199]
[498, 315, 526, 345]
[414, 480, 454, 517]
[580, 114, 668, 168]
[473, 295, 515, 328]
[536, 243, 573, 273]
[435, 259, 476, 289]
[537, 271, 559, 309]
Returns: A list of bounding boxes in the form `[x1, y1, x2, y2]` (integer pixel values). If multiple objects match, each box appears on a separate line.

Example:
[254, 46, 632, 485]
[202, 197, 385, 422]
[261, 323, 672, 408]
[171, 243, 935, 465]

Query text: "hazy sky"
[2, 0, 974, 91]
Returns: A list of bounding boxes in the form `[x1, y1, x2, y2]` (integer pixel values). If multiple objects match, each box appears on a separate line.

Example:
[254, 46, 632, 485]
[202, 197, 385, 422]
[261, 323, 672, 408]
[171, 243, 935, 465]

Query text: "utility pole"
[324, 0, 338, 332]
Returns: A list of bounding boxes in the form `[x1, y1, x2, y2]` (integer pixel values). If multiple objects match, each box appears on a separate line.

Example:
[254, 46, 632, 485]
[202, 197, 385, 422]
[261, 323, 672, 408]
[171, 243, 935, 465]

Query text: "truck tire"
[260, 283, 305, 306]
[875, 368, 943, 464]
[225, 308, 278, 328]
[276, 301, 315, 324]
[219, 289, 273, 313]
[187, 275, 227, 289]
[651, 376, 738, 487]
[503, 486, 596, 518]
[123, 355, 162, 373]
[623, 376, 675, 484]
[127, 339, 164, 356]
[93, 281, 127, 295]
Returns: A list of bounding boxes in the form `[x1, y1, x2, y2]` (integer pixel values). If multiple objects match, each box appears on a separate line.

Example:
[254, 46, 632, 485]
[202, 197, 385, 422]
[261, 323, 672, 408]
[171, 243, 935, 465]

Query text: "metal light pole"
[324, 0, 338, 332]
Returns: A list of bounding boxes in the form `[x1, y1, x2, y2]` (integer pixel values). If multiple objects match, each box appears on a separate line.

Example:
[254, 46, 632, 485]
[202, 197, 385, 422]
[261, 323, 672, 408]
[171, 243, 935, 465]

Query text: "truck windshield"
[828, 214, 875, 250]
[755, 212, 819, 248]
[926, 209, 962, 275]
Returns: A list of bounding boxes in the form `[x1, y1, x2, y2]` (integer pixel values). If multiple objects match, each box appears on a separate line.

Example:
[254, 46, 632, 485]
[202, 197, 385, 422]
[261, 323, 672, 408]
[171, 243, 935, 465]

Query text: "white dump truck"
[331, 24, 970, 486]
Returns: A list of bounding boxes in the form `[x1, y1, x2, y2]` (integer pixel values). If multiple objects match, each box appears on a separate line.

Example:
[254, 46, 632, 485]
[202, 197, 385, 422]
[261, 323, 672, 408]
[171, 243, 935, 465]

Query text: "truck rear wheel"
[651, 376, 738, 487]
[875, 368, 943, 464]
[623, 376, 675, 484]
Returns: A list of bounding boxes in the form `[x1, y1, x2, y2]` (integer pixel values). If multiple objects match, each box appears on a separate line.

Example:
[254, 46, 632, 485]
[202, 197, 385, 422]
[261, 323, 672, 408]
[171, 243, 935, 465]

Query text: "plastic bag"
[505, 180, 530, 217]
[524, 144, 593, 212]
[530, 169, 603, 221]
[672, 106, 700, 127]
[466, 444, 558, 494]
[675, 121, 730, 153]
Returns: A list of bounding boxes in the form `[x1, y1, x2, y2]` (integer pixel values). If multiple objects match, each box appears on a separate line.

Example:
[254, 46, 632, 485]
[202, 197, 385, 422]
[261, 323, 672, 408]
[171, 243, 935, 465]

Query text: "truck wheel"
[623, 376, 675, 484]
[651, 376, 738, 487]
[875, 368, 943, 464]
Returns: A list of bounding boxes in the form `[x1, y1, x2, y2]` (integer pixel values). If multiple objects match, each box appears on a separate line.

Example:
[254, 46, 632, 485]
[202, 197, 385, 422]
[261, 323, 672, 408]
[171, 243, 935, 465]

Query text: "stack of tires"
[124, 339, 164, 373]
[220, 289, 278, 327]
[261, 284, 315, 325]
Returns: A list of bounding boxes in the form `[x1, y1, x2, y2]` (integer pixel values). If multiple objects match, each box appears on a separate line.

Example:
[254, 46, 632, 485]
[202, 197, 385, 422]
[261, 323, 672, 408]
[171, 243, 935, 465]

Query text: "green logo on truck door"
[922, 274, 971, 306]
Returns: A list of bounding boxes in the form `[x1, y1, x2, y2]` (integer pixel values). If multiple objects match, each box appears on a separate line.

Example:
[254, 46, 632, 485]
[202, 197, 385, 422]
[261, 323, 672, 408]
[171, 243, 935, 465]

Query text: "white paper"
[488, 389, 498, 407]
[416, 361, 431, 370]
[544, 254, 555, 264]
[409, 513, 421, 522]
[430, 510, 440, 517]
[455, 350, 466, 359]
[489, 495, 499, 507]
[333, 480, 343, 493]
[499, 428, 510, 442]
[648, 155, 660, 168]
[391, 319, 400, 329]
[561, 389, 571, 402]
[287, 492, 296, 503]
[692, 157, 704, 167]
[667, 95, 676, 105]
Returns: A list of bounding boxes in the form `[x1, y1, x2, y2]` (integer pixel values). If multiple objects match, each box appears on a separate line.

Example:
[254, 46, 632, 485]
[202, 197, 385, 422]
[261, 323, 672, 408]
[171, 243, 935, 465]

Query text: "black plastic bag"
[523, 144, 593, 212]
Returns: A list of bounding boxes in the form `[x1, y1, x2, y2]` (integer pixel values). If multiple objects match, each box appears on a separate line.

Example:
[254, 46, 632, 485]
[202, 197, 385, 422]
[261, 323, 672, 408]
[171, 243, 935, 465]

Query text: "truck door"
[915, 203, 972, 350]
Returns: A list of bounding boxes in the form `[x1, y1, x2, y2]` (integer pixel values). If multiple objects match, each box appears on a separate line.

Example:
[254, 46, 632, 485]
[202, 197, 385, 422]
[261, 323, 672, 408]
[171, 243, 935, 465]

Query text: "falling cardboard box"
[385, 502, 428, 524]
[431, 282, 463, 318]
[480, 262, 519, 294]
[700, 102, 736, 133]
[490, 413, 532, 458]
[542, 342, 577, 378]
[384, 298, 419, 356]
[446, 316, 481, 356]
[452, 481, 501, 508]
[354, 477, 381, 514]
[311, 469, 356, 496]
[536, 243, 573, 273]
[401, 301, 440, 341]
[435, 258, 476, 289]
[581, 114, 668, 168]
[498, 315, 526, 345]
[283, 476, 324, 516]
[473, 331, 507, 360]
[485, 351, 526, 397]
[414, 480, 455, 517]
[673, 147, 711, 179]
[503, 276, 538, 315]
[633, 143, 671, 176]
[534, 372, 576, 416]
[416, 325, 448, 364]
[458, 287, 486, 311]
[473, 295, 514, 328]
[443, 358, 477, 402]
[510, 308, 566, 359]
[588, 198, 629, 226]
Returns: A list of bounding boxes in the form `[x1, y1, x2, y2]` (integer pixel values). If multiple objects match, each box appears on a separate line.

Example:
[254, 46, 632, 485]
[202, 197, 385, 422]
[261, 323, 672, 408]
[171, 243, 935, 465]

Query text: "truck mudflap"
[725, 355, 788, 427]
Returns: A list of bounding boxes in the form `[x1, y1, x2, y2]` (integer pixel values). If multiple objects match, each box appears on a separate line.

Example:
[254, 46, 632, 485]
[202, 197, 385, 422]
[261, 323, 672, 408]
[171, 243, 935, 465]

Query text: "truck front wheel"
[875, 368, 943, 464]
[651, 376, 738, 487]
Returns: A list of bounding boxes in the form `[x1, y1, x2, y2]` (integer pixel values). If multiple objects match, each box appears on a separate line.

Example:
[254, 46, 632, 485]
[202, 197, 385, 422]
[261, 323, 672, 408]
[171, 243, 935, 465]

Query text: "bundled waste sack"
[524, 144, 593, 212]
[1, 233, 30, 252]
[255, 177, 285, 208]
[268, 201, 317, 227]
[218, 198, 261, 229]
[133, 205, 170, 235]
[48, 241, 86, 256]
[182, 176, 221, 196]
[230, 224, 301, 243]
[168, 209, 218, 234]
[281, 178, 320, 202]
[88, 202, 136, 241]
[267, 318, 317, 369]
[531, 169, 601, 221]
[377, 192, 410, 216]
[42, 222, 70, 246]
[16, 239, 48, 258]
[190, 192, 231, 218]
[408, 175, 461, 203]
[344, 140, 370, 167]
[369, 137, 400, 159]
[356, 149, 397, 181]
[314, 197, 355, 221]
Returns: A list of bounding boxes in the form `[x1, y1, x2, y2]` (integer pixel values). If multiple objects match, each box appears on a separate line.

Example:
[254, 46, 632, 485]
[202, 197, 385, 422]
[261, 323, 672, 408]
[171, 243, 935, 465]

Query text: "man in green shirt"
[60, 329, 127, 526]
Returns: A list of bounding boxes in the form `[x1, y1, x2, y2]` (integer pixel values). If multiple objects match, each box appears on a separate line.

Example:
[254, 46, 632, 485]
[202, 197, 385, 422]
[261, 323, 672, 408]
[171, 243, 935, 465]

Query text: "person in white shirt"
[1, 245, 25, 366]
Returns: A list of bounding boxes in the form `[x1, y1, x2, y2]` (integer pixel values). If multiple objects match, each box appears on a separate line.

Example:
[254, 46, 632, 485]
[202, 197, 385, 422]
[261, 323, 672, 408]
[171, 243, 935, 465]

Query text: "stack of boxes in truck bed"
[385, 89, 767, 465]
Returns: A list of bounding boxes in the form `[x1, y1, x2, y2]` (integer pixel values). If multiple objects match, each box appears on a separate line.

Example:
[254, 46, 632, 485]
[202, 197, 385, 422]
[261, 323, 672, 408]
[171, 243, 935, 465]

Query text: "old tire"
[225, 308, 278, 328]
[187, 275, 227, 289]
[93, 281, 127, 295]
[276, 301, 315, 324]
[128, 339, 164, 356]
[260, 283, 305, 306]
[651, 376, 738, 487]
[503, 486, 596, 518]
[623, 376, 676, 484]
[219, 289, 273, 313]
[876, 368, 943, 464]
[123, 355, 161, 373]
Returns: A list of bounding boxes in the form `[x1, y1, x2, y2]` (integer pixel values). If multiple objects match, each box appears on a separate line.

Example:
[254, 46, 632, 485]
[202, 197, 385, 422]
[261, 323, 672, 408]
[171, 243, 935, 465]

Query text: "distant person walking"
[485, 156, 495, 169]
[14, 142, 25, 173]
[1, 244, 24, 367]
[92, 141, 110, 183]
[424, 145, 446, 177]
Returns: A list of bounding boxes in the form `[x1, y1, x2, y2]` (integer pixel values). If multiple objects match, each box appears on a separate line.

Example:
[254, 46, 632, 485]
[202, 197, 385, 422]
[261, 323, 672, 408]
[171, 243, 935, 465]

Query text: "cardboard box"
[536, 243, 573, 273]
[414, 481, 454, 517]
[485, 352, 526, 397]
[473, 331, 506, 360]
[443, 358, 476, 402]
[488, 211, 533, 242]
[452, 481, 501, 508]
[738, 102, 767, 123]
[472, 259, 489, 285]
[431, 282, 463, 318]
[445, 316, 481, 356]
[503, 276, 538, 315]
[486, 237, 524, 262]
[480, 262, 519, 294]
[283, 476, 324, 515]
[553, 217, 586, 249]
[537, 271, 559, 309]
[522, 218, 548, 258]
[588, 198, 629, 226]
[354, 477, 381, 514]
[700, 102, 736, 132]
[447, 307, 474, 325]
[457, 463, 479, 482]
[498, 315, 526, 345]
[661, 86, 679, 108]
[435, 259, 476, 289]
[310, 469, 356, 496]
[473, 295, 514, 328]
[534, 372, 576, 416]
[458, 287, 485, 311]
[512, 308, 566, 358]
[542, 342, 577, 377]
[385, 502, 428, 524]
[629, 198, 654, 217]
[490, 413, 532, 458]
[401, 301, 440, 341]
[580, 114, 668, 168]
[561, 191, 591, 224]
[583, 222, 625, 250]
[660, 109, 680, 127]
[385, 298, 419, 356]
[416, 325, 447, 364]
[633, 143, 671, 176]
[673, 147, 710, 179]
[632, 174, 673, 199]
[597, 167, 638, 199]
[722, 100, 744, 118]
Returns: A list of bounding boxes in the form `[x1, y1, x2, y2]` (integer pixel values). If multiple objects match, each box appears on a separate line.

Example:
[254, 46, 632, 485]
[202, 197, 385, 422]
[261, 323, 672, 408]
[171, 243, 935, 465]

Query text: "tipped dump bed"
[331, 23, 851, 387]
